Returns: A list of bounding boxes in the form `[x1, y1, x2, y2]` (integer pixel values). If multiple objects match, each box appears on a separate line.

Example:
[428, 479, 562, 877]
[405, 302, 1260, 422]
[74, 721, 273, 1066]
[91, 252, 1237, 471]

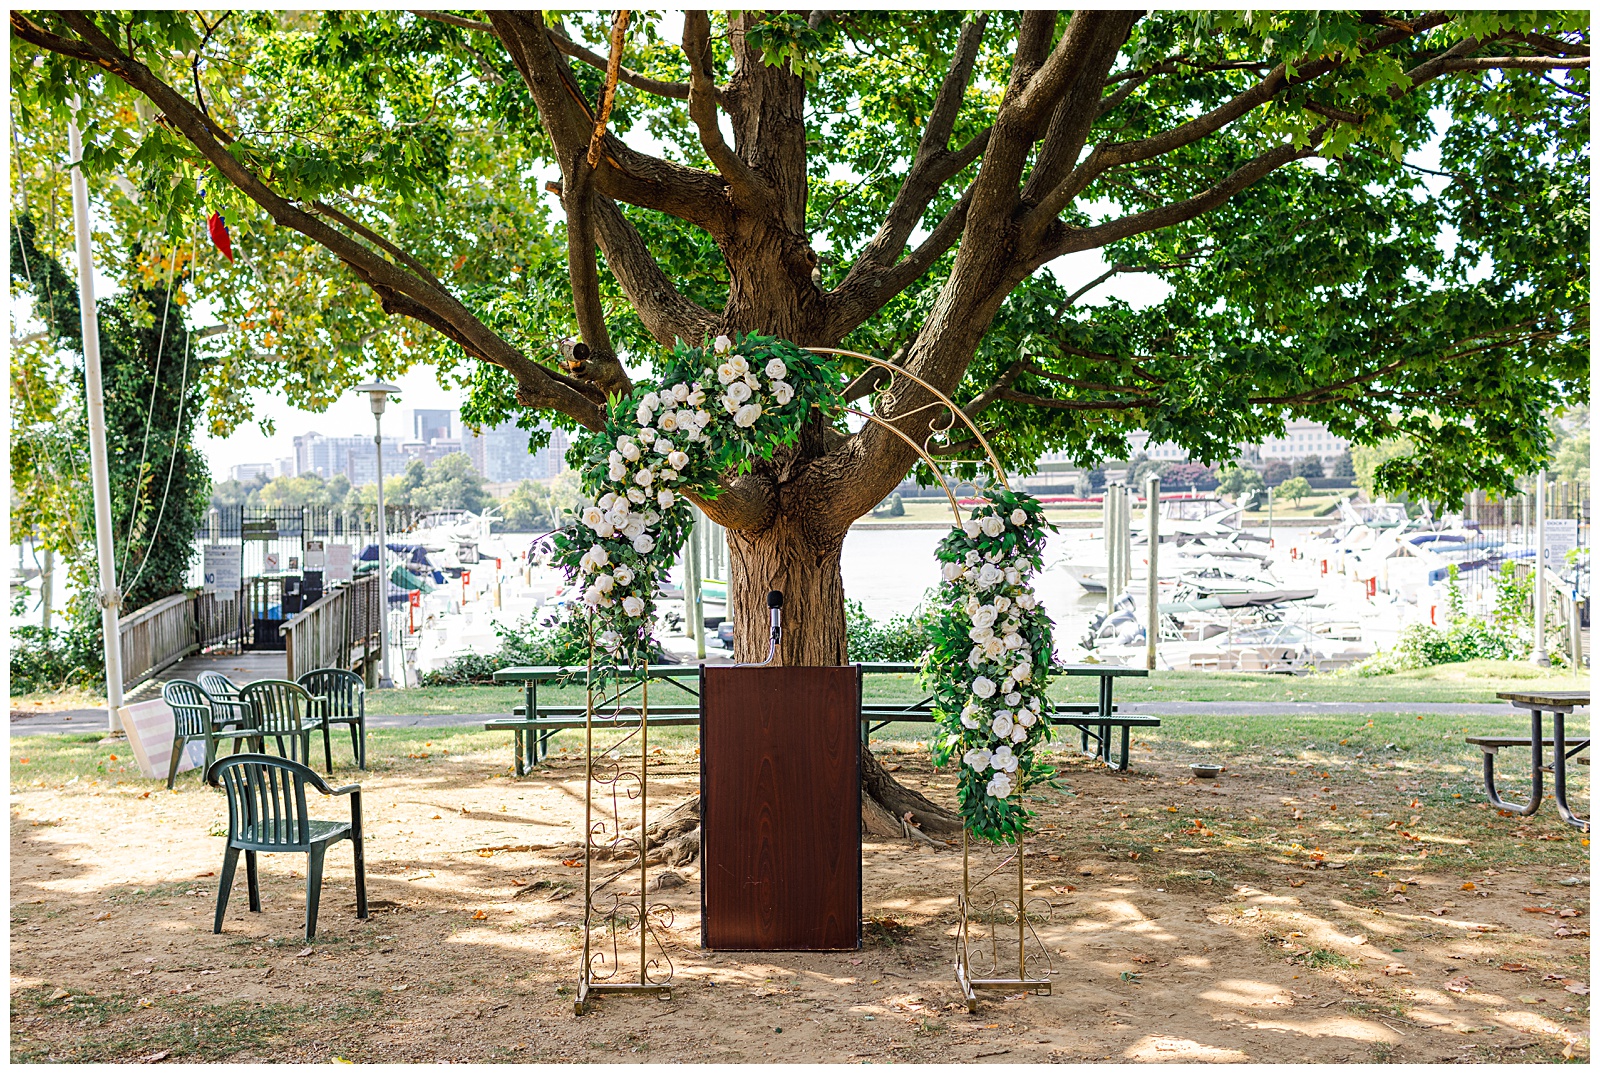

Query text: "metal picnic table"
[487, 661, 1153, 775]
[1466, 690, 1590, 832]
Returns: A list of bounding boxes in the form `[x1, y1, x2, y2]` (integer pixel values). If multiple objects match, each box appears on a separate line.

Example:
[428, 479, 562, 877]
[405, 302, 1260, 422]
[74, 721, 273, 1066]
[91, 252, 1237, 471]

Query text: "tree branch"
[408, 10, 493, 34]
[545, 24, 696, 102]
[682, 9, 770, 209]
[1032, 125, 1332, 267]
[13, 10, 607, 428]
[586, 10, 632, 169]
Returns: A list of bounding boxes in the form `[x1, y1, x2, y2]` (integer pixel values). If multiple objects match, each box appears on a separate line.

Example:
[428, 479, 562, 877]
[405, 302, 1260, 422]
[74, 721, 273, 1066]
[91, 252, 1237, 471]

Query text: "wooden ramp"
[124, 650, 288, 703]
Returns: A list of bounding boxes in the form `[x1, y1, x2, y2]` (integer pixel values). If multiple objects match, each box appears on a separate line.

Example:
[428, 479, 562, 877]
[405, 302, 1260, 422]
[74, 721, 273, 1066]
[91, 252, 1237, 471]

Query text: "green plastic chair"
[196, 671, 255, 735]
[160, 680, 262, 790]
[297, 668, 368, 770]
[206, 753, 367, 940]
[238, 680, 319, 768]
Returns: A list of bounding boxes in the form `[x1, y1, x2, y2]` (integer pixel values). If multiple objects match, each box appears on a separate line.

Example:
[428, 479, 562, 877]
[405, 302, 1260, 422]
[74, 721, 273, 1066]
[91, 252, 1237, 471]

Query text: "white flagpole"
[68, 107, 126, 732]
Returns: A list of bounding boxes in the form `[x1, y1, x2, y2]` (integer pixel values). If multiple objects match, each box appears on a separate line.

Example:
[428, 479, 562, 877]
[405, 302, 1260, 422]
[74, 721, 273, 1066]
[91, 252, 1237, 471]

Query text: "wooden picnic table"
[1467, 690, 1590, 832]
[487, 661, 1152, 774]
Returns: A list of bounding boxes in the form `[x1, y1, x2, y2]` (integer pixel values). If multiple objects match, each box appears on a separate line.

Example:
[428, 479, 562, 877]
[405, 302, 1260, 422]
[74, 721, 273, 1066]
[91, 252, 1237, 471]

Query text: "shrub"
[1294, 454, 1325, 479]
[889, 493, 905, 517]
[845, 599, 929, 662]
[1161, 461, 1217, 491]
[419, 606, 606, 685]
[9, 622, 104, 695]
[1275, 475, 1314, 506]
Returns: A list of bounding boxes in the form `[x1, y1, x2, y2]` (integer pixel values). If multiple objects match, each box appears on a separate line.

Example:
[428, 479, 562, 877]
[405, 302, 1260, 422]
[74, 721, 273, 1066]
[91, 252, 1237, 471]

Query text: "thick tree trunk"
[719, 505, 964, 841]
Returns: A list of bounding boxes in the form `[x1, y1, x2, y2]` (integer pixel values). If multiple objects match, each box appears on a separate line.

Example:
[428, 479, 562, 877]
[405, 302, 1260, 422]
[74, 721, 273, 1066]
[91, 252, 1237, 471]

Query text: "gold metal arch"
[804, 347, 1011, 492]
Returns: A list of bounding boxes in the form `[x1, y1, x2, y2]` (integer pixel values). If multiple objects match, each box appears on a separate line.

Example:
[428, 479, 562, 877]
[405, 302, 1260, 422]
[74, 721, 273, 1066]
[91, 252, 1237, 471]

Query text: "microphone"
[737, 590, 784, 668]
[767, 590, 784, 650]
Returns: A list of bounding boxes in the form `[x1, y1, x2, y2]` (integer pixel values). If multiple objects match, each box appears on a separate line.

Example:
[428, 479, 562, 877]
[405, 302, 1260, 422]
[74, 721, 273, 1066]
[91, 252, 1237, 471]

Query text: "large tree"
[11, 9, 1588, 678]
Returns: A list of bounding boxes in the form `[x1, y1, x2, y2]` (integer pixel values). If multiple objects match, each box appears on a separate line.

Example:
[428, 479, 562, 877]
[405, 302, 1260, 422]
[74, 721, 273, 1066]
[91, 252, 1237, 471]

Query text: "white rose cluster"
[929, 495, 1054, 812]
[560, 336, 815, 656]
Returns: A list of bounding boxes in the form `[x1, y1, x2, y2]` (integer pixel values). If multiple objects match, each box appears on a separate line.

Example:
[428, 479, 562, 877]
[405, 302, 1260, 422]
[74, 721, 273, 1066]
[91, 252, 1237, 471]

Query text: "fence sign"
[242, 519, 279, 541]
[203, 544, 242, 593]
[1544, 518, 1578, 570]
[326, 543, 353, 584]
[264, 551, 281, 574]
[304, 539, 326, 570]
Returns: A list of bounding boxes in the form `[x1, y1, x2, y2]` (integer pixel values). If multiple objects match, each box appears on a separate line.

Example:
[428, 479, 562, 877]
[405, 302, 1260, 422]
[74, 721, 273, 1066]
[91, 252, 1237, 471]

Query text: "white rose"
[586, 545, 609, 568]
[608, 462, 628, 482]
[643, 510, 660, 525]
[717, 363, 738, 385]
[962, 519, 981, 539]
[622, 595, 646, 617]
[983, 636, 1007, 659]
[1016, 708, 1036, 728]
[721, 394, 740, 414]
[773, 381, 794, 405]
[672, 382, 691, 402]
[964, 595, 982, 616]
[635, 468, 654, 487]
[977, 564, 1004, 589]
[993, 596, 1011, 613]
[1001, 676, 1016, 694]
[594, 520, 616, 538]
[622, 518, 646, 540]
[967, 647, 984, 669]
[980, 514, 1005, 537]
[1013, 662, 1032, 682]
[638, 427, 657, 444]
[632, 534, 655, 554]
[595, 573, 615, 594]
[726, 380, 752, 404]
[656, 411, 678, 432]
[657, 489, 676, 509]
[728, 354, 748, 375]
[971, 676, 996, 699]
[1004, 691, 1022, 706]
[968, 625, 995, 645]
[991, 744, 1018, 772]
[581, 505, 606, 530]
[972, 606, 998, 629]
[619, 439, 642, 462]
[1010, 723, 1028, 743]
[1005, 568, 1021, 586]
[598, 492, 617, 509]
[636, 406, 653, 427]
[688, 389, 707, 407]
[986, 772, 1012, 799]
[1017, 593, 1037, 611]
[963, 747, 992, 773]
[1004, 632, 1025, 651]
[733, 403, 762, 428]
[614, 566, 635, 586]
[662, 468, 680, 483]
[582, 585, 603, 607]
[765, 358, 788, 380]
[1029, 696, 1041, 713]
[1011, 508, 1027, 526]
[626, 487, 647, 504]
[597, 630, 621, 651]
[941, 561, 965, 582]
[714, 334, 733, 353]
[991, 712, 1014, 738]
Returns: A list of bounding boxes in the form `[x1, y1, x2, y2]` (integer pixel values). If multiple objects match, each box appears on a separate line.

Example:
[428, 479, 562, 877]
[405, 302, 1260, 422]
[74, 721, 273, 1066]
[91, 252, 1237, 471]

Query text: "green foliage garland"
[549, 334, 841, 667]
[922, 488, 1057, 843]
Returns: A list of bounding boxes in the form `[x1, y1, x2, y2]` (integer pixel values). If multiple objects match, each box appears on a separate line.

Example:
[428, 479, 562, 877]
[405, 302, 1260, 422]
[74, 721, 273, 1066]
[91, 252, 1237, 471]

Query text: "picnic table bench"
[487, 661, 1155, 775]
[1466, 690, 1589, 832]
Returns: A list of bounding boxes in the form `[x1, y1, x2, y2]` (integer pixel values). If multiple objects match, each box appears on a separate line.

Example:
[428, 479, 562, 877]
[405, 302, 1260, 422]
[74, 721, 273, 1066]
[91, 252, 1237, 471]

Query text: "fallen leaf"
[560, 859, 581, 868]
[1524, 906, 1556, 915]
[1500, 962, 1535, 973]
[472, 910, 488, 920]
[1131, 954, 1157, 964]
[1382, 963, 1412, 977]
[1460, 882, 1475, 891]
[295, 947, 313, 958]
[139, 1050, 170, 1064]
[1049, 885, 1076, 895]
[1445, 976, 1472, 993]
[390, 984, 408, 992]
[49, 988, 70, 1001]
[95, 911, 112, 921]
[1348, 935, 1367, 945]
[1565, 983, 1590, 995]
[1289, 879, 1306, 888]
[1428, 907, 1450, 917]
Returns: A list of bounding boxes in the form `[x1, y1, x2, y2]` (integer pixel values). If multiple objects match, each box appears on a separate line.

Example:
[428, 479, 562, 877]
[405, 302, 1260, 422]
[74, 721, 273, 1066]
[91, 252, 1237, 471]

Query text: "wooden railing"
[118, 585, 248, 693]
[283, 574, 382, 681]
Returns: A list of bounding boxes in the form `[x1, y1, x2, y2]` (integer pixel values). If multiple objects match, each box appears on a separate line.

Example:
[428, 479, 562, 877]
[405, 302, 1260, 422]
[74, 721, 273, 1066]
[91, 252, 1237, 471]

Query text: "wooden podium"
[700, 665, 861, 950]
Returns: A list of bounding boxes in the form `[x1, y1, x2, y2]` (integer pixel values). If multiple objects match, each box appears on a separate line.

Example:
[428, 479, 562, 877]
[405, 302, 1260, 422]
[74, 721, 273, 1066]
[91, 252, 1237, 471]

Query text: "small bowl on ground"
[1190, 763, 1225, 779]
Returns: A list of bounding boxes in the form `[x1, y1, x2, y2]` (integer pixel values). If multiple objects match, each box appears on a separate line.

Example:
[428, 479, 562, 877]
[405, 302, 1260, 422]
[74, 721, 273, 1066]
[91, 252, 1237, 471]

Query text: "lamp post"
[355, 381, 401, 688]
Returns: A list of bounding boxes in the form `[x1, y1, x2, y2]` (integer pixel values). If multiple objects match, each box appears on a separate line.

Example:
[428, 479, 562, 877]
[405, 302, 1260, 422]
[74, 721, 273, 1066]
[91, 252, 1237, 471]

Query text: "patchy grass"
[9, 983, 377, 1063]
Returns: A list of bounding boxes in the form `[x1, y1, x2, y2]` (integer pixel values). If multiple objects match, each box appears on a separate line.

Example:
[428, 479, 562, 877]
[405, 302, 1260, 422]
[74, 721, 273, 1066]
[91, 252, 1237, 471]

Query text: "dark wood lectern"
[700, 665, 861, 950]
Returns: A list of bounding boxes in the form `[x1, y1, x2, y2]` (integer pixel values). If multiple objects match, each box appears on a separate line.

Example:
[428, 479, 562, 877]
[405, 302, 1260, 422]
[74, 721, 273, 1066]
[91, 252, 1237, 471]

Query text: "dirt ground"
[10, 734, 1591, 1064]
